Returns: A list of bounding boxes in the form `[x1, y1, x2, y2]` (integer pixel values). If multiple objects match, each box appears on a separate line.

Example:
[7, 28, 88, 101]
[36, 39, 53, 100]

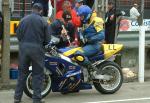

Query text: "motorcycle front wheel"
[93, 61, 123, 94]
[24, 72, 52, 98]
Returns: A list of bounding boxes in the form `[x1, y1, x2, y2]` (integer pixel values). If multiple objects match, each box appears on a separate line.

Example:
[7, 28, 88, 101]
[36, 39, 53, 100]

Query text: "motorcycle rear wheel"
[93, 61, 123, 94]
[24, 72, 52, 98]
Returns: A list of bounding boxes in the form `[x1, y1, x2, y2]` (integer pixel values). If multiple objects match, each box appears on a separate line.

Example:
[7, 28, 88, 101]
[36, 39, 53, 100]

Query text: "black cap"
[62, 10, 72, 21]
[32, 3, 43, 11]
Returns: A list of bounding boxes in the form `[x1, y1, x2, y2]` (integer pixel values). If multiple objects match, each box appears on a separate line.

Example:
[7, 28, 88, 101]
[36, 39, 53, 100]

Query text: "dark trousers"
[14, 43, 45, 102]
[105, 26, 116, 44]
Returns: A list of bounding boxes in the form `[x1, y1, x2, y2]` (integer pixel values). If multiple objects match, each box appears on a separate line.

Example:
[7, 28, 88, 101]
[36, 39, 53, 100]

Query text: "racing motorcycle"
[24, 36, 123, 98]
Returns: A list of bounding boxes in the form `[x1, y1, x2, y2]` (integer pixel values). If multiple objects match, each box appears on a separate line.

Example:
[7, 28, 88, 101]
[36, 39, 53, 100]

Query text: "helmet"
[78, 5, 92, 23]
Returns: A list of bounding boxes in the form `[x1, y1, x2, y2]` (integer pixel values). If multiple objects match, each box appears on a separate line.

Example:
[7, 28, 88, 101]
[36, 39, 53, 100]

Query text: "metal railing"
[10, 0, 32, 18]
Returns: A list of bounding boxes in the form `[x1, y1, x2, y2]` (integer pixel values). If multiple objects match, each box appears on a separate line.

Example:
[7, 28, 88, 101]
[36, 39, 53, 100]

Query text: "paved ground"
[0, 82, 150, 103]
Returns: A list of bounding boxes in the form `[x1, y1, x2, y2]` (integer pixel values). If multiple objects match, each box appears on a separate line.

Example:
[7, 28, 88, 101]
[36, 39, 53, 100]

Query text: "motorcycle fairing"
[60, 47, 84, 57]
[45, 55, 80, 76]
[58, 44, 123, 62]
[102, 44, 123, 59]
[59, 47, 105, 62]
[45, 55, 83, 92]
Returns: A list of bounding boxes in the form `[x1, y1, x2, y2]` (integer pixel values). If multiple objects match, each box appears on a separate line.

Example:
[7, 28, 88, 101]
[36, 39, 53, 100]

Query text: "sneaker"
[14, 99, 21, 103]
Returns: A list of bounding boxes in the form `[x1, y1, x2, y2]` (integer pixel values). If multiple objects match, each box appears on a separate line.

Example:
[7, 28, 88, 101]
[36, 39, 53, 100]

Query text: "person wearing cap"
[14, 3, 51, 103]
[49, 10, 76, 48]
[130, 3, 140, 20]
[56, 0, 81, 27]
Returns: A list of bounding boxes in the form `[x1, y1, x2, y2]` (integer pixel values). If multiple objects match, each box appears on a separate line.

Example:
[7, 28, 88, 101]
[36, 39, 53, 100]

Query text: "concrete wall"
[121, 47, 150, 71]
[121, 48, 138, 68]
[118, 32, 150, 70]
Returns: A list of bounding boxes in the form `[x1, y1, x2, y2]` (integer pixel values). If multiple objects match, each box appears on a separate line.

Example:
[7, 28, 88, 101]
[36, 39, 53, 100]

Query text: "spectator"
[105, 1, 123, 44]
[14, 3, 51, 103]
[56, 0, 81, 27]
[51, 0, 73, 13]
[130, 3, 140, 20]
[49, 10, 76, 48]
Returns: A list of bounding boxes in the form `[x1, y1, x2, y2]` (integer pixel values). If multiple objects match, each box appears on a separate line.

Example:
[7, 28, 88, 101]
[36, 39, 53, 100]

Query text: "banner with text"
[119, 19, 150, 31]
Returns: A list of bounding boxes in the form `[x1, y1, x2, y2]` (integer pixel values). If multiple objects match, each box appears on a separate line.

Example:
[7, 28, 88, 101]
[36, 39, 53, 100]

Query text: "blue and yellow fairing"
[102, 44, 123, 59]
[59, 44, 123, 61]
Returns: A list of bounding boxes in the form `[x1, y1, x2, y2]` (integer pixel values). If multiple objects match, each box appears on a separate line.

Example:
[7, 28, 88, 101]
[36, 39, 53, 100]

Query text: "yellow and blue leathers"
[82, 12, 105, 57]
[75, 11, 105, 65]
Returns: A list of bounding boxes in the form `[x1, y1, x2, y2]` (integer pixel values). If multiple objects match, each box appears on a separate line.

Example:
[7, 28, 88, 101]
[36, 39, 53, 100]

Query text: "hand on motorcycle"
[61, 31, 71, 42]
[45, 41, 54, 50]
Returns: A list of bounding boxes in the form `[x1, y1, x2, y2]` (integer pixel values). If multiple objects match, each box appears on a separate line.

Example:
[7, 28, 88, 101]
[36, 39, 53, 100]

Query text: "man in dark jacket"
[105, 1, 122, 44]
[14, 3, 51, 103]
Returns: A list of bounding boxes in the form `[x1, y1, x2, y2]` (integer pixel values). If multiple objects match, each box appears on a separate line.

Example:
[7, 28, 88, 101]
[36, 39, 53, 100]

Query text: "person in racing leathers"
[75, 5, 105, 75]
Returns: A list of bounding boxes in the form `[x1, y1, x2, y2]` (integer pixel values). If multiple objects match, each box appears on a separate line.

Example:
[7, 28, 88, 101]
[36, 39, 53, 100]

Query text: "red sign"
[119, 19, 130, 31]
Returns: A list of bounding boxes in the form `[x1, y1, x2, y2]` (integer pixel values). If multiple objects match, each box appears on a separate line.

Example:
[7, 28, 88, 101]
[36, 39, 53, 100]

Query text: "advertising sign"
[10, 21, 19, 35]
[119, 19, 150, 31]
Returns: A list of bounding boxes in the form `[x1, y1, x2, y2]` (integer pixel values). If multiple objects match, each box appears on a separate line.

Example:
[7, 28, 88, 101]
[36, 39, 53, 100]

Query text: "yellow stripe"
[63, 47, 83, 57]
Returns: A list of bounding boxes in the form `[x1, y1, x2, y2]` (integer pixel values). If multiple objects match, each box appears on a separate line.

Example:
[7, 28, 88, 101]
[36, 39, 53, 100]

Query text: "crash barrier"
[9, 33, 150, 52]
[118, 16, 147, 83]
[116, 16, 150, 48]
[10, 0, 32, 18]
